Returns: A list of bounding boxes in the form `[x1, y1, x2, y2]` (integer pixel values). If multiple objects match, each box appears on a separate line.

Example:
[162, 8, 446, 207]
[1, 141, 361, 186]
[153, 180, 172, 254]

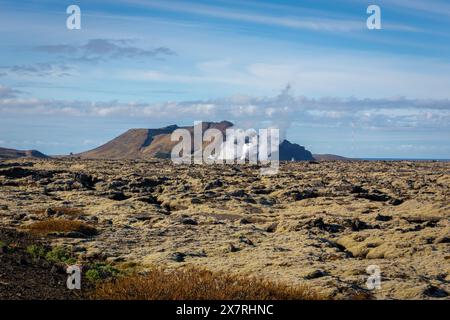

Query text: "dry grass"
[24, 219, 97, 236]
[92, 267, 325, 300]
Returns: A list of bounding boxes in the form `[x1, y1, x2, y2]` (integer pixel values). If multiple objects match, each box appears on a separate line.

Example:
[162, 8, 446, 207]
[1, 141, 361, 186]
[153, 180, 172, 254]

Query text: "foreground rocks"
[0, 158, 449, 299]
[0, 228, 85, 299]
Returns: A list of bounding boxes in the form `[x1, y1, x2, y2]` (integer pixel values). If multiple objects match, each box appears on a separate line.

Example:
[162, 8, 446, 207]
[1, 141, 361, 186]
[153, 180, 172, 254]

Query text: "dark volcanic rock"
[204, 179, 223, 190]
[169, 252, 186, 262]
[291, 189, 318, 201]
[239, 236, 254, 246]
[389, 198, 404, 206]
[181, 217, 198, 225]
[306, 218, 344, 233]
[344, 218, 372, 231]
[0, 167, 35, 179]
[303, 269, 328, 280]
[265, 223, 278, 233]
[376, 214, 392, 222]
[350, 185, 368, 194]
[356, 193, 391, 202]
[108, 192, 130, 201]
[423, 285, 448, 298]
[74, 173, 96, 188]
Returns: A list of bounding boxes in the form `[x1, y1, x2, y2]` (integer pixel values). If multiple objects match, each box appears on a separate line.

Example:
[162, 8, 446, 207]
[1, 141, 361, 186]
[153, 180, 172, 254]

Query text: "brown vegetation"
[92, 267, 324, 300]
[24, 219, 97, 236]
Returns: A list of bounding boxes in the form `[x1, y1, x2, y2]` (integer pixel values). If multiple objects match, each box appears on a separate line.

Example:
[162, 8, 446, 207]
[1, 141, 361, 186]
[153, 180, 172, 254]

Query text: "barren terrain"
[0, 159, 449, 299]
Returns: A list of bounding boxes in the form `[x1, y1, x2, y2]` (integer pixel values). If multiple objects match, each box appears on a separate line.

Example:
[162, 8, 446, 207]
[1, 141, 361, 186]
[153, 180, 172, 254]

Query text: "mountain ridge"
[77, 121, 315, 161]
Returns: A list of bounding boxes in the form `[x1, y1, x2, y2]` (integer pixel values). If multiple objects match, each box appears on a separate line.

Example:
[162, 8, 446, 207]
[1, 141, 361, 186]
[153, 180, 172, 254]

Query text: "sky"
[0, 0, 449, 158]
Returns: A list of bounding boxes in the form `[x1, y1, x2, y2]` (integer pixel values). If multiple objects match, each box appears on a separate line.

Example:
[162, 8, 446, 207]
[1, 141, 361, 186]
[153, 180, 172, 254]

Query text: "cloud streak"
[120, 0, 420, 33]
[0, 85, 22, 98]
[0, 63, 72, 77]
[35, 39, 176, 63]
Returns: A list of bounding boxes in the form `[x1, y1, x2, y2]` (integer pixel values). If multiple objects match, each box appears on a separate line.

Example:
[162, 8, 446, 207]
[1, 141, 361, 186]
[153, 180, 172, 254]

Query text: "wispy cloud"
[35, 39, 176, 63]
[118, 0, 421, 33]
[0, 85, 22, 98]
[0, 63, 72, 77]
[384, 0, 450, 18]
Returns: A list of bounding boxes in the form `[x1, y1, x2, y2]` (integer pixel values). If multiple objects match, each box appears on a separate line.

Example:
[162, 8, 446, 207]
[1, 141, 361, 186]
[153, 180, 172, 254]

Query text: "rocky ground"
[0, 228, 85, 299]
[0, 158, 449, 299]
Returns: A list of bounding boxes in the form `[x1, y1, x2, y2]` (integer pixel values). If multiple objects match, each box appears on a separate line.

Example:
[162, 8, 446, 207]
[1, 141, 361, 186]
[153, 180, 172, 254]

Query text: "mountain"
[0, 147, 48, 160]
[313, 154, 352, 161]
[78, 121, 232, 159]
[78, 121, 314, 161]
[278, 140, 315, 161]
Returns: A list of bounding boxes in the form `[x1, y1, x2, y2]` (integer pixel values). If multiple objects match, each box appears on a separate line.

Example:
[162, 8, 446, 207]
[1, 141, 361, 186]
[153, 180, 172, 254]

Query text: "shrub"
[45, 246, 76, 264]
[25, 219, 97, 237]
[86, 263, 120, 283]
[26, 244, 47, 260]
[92, 267, 324, 300]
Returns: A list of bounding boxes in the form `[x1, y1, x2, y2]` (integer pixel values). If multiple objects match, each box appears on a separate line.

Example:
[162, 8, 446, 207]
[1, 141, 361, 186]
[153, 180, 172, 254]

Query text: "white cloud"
[1, 87, 449, 131]
[119, 53, 450, 99]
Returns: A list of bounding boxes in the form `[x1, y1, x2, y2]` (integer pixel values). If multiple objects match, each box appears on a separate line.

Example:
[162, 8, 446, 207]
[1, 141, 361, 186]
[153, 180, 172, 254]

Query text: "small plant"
[26, 244, 47, 260]
[86, 263, 120, 283]
[85, 269, 102, 283]
[45, 246, 76, 264]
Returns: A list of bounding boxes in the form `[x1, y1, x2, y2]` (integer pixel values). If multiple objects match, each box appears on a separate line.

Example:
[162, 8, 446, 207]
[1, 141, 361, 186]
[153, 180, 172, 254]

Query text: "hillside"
[0, 147, 48, 160]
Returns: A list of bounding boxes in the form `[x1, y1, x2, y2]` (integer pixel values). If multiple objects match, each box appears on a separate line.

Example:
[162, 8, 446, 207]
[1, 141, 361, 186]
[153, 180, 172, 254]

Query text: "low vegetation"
[26, 244, 76, 264]
[85, 263, 120, 283]
[92, 267, 324, 300]
[24, 219, 97, 237]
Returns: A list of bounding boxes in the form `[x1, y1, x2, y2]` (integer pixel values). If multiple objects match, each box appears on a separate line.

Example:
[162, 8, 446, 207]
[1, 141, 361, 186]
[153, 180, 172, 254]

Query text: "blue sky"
[0, 0, 449, 158]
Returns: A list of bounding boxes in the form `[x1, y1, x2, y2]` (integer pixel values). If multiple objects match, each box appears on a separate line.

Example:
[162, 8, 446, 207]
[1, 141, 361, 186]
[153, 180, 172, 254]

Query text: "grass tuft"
[25, 219, 97, 237]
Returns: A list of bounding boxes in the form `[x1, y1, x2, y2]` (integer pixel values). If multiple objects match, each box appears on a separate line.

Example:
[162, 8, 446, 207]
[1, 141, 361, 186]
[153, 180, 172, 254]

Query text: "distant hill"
[313, 154, 352, 161]
[279, 140, 314, 161]
[78, 121, 314, 161]
[0, 147, 48, 160]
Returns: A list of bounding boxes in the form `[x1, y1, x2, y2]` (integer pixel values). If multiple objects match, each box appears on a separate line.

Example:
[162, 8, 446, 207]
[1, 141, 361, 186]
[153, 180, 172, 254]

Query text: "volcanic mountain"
[78, 121, 314, 161]
[0, 147, 48, 160]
